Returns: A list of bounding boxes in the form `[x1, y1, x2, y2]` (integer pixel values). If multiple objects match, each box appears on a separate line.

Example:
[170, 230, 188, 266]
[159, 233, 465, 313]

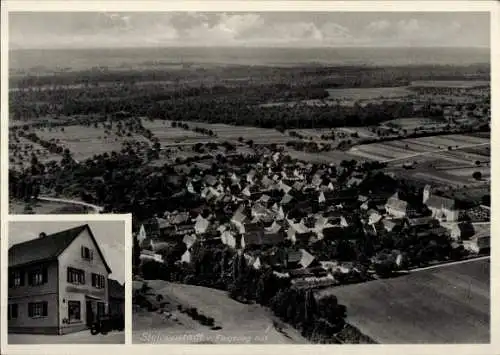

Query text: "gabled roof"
[385, 196, 408, 211]
[9, 224, 112, 274]
[281, 194, 294, 205]
[287, 249, 315, 269]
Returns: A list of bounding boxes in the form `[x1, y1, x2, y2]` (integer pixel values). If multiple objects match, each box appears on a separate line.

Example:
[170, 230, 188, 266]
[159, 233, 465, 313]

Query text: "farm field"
[133, 280, 308, 344]
[409, 80, 489, 88]
[349, 134, 490, 163]
[34, 124, 151, 161]
[167, 121, 290, 144]
[316, 259, 490, 344]
[351, 134, 491, 187]
[285, 149, 359, 164]
[141, 119, 208, 144]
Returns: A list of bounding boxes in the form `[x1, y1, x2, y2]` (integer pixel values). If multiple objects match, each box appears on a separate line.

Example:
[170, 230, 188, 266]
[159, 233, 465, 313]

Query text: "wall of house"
[444, 208, 459, 222]
[8, 261, 59, 333]
[8, 294, 59, 334]
[57, 229, 110, 334]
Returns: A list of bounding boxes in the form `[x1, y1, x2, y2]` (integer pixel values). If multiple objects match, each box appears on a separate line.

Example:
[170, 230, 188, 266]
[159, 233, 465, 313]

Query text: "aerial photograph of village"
[7, 11, 490, 344]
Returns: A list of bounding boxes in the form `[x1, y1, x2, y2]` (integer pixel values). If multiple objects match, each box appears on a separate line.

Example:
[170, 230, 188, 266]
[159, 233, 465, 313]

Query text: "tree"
[472, 171, 482, 180]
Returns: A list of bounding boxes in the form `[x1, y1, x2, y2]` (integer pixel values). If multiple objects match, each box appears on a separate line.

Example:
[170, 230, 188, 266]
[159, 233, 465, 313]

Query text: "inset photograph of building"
[7, 220, 127, 344]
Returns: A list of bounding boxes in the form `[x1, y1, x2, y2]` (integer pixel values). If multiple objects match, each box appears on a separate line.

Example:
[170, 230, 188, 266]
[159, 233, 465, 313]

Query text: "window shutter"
[28, 303, 33, 318]
[8, 273, 13, 288]
[20, 272, 25, 286]
[42, 267, 48, 283]
[28, 272, 33, 286]
[42, 302, 48, 317]
[67, 268, 71, 283]
[90, 250, 94, 260]
[81, 271, 85, 284]
[81, 246, 85, 258]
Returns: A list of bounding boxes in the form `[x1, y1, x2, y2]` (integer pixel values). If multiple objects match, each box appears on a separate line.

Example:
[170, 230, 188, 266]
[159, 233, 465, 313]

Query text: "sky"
[9, 221, 126, 284]
[9, 12, 490, 49]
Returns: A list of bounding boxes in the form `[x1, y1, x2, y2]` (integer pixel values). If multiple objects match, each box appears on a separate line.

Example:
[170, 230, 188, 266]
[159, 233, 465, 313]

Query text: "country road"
[38, 196, 104, 214]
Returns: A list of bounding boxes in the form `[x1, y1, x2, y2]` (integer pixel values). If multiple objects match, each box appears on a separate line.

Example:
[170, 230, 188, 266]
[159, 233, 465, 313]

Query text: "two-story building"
[8, 224, 112, 335]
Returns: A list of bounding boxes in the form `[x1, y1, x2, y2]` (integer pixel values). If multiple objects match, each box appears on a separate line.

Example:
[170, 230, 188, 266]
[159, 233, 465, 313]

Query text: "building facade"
[8, 224, 112, 335]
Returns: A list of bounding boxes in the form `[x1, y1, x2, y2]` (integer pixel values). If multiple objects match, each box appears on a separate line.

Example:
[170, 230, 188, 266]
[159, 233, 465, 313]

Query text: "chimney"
[39, 232, 47, 239]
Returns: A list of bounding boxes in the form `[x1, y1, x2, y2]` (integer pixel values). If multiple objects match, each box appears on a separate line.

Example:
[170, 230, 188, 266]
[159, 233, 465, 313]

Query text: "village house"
[286, 249, 317, 269]
[287, 221, 315, 244]
[8, 225, 112, 335]
[180, 249, 191, 264]
[194, 215, 211, 235]
[385, 192, 417, 218]
[423, 185, 460, 222]
[220, 226, 239, 249]
[231, 205, 250, 234]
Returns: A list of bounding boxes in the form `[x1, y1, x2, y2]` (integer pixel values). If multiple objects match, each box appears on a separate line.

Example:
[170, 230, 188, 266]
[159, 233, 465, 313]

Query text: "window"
[67, 268, 85, 284]
[68, 301, 81, 321]
[8, 304, 18, 320]
[28, 302, 48, 318]
[81, 246, 94, 260]
[8, 270, 24, 288]
[91, 273, 106, 289]
[28, 268, 47, 286]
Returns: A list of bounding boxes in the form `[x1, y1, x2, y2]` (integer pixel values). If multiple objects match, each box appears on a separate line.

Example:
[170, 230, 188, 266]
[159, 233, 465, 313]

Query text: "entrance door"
[86, 301, 94, 326]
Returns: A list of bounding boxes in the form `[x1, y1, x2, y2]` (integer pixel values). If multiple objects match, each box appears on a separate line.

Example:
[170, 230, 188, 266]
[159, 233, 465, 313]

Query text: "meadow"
[133, 280, 308, 344]
[316, 259, 490, 344]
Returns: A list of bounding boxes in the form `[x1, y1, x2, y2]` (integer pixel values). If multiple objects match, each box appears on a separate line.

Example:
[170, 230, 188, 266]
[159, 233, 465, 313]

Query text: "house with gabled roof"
[194, 216, 211, 235]
[423, 185, 460, 222]
[286, 249, 317, 269]
[287, 222, 315, 245]
[385, 192, 417, 218]
[8, 225, 112, 335]
[231, 205, 250, 234]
